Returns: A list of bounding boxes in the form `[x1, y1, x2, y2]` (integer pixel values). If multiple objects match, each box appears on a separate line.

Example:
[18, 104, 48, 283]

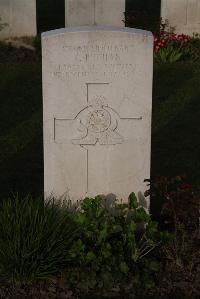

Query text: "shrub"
[146, 175, 199, 230]
[66, 193, 162, 297]
[0, 195, 79, 285]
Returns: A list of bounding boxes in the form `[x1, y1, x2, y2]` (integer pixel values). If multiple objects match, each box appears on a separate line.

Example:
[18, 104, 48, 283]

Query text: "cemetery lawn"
[152, 62, 200, 183]
[0, 44, 43, 199]
[0, 44, 200, 209]
[151, 61, 200, 215]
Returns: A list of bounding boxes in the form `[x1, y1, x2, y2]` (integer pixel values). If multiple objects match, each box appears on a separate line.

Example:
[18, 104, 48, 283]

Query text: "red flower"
[153, 30, 190, 53]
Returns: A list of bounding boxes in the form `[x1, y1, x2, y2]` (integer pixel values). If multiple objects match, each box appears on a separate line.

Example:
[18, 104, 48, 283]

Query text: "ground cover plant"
[65, 193, 161, 297]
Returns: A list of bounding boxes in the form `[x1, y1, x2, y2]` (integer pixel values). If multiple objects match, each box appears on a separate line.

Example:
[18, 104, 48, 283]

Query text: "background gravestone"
[65, 0, 125, 27]
[161, 0, 200, 35]
[42, 27, 153, 207]
[0, 0, 37, 40]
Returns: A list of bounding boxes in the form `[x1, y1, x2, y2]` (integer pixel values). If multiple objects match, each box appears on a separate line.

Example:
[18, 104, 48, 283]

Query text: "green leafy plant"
[154, 45, 183, 64]
[66, 193, 161, 296]
[0, 195, 79, 285]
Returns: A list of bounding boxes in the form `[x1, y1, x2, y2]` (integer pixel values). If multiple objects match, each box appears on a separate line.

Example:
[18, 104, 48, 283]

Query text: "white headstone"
[161, 0, 200, 35]
[42, 27, 153, 207]
[0, 0, 37, 40]
[65, 0, 125, 27]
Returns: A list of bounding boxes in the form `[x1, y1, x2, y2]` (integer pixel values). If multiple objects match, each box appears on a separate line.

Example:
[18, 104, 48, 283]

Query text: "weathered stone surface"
[65, 0, 125, 27]
[0, 0, 37, 40]
[42, 27, 153, 207]
[161, 0, 200, 35]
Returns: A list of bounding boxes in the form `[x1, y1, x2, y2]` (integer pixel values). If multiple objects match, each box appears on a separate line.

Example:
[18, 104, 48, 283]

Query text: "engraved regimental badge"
[72, 96, 124, 145]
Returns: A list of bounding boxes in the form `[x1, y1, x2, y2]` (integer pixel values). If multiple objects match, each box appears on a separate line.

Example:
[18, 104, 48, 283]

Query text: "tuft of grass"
[0, 196, 79, 285]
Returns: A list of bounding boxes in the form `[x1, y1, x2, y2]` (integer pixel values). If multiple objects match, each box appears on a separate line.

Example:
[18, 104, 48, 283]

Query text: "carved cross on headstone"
[42, 27, 153, 205]
[54, 83, 142, 192]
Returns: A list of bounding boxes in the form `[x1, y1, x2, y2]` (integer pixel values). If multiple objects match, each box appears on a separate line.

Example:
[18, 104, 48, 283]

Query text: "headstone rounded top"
[42, 26, 153, 38]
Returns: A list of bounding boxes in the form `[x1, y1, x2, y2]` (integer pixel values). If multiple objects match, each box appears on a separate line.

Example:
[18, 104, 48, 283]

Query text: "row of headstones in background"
[42, 27, 153, 206]
[65, 0, 125, 27]
[66, 0, 200, 36]
[0, 0, 200, 40]
[0, 0, 37, 39]
[0, 0, 125, 40]
[66, 0, 199, 33]
[161, 0, 200, 36]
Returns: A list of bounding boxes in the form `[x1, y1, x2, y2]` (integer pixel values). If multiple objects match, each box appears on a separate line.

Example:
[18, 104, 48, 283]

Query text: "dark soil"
[0, 43, 38, 64]
[0, 279, 74, 299]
